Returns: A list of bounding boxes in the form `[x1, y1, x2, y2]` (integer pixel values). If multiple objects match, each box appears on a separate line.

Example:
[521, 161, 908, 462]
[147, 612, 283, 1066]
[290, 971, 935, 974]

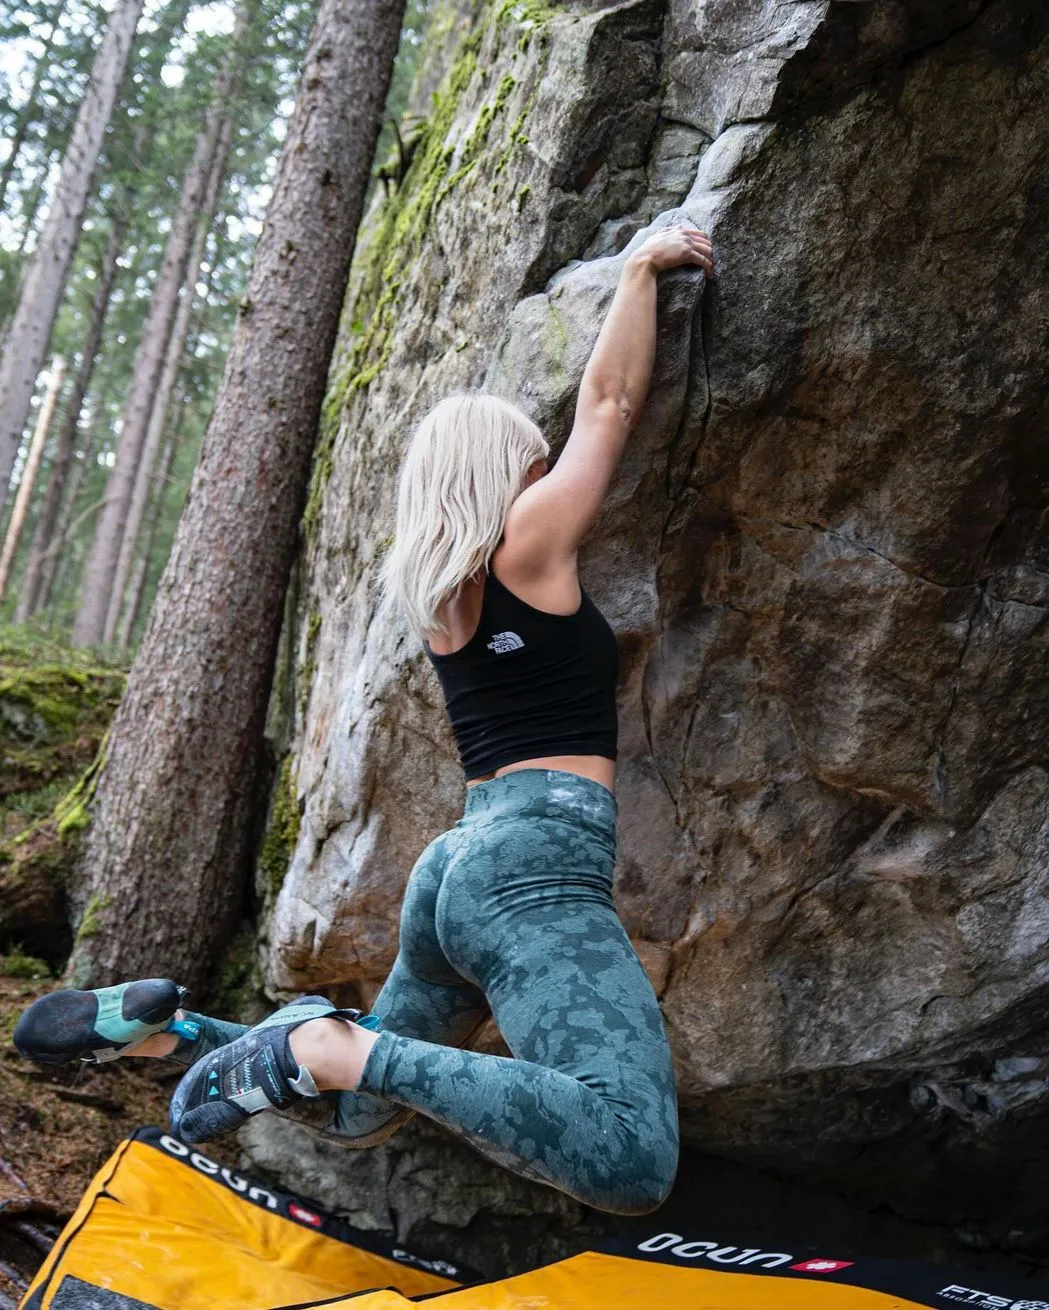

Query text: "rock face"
[247, 0, 1049, 1266]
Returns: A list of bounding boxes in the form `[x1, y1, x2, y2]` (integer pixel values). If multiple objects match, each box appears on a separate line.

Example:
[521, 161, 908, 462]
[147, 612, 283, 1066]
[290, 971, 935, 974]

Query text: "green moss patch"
[0, 627, 126, 963]
[259, 755, 301, 899]
[206, 922, 259, 1022]
[0, 943, 51, 979]
[1, 663, 124, 799]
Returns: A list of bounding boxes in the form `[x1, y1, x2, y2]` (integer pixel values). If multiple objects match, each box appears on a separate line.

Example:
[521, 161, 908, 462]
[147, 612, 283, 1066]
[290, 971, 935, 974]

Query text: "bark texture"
[67, 0, 408, 993]
[243, 0, 1049, 1266]
[71, 6, 249, 647]
[0, 0, 144, 509]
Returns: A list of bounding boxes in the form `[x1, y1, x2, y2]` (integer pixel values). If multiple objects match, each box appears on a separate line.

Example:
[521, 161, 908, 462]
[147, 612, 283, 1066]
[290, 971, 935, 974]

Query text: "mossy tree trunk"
[67, 0, 408, 993]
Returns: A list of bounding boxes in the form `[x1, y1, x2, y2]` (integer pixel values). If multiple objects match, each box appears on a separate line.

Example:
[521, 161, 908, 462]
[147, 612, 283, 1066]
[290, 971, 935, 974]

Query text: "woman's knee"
[329, 1089, 414, 1146]
[577, 1129, 679, 1215]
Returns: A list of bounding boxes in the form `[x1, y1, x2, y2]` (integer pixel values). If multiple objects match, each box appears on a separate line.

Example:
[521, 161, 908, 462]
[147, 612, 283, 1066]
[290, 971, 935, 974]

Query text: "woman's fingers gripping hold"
[630, 222, 715, 275]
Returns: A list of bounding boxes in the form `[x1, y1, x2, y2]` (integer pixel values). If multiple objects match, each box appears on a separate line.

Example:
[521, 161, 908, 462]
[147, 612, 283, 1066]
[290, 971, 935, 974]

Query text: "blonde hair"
[380, 390, 549, 639]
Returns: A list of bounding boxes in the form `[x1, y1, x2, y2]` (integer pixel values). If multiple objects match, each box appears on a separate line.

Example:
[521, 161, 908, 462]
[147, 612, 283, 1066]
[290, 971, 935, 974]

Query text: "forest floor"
[0, 630, 255, 1302]
[0, 975, 238, 1302]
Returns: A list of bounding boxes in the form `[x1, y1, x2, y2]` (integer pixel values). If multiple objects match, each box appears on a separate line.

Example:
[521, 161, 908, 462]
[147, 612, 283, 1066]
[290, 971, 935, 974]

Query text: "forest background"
[0, 0, 427, 643]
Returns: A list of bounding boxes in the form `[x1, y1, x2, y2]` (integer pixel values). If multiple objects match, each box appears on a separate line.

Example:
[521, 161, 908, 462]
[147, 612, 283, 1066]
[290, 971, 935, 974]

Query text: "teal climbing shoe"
[13, 978, 186, 1065]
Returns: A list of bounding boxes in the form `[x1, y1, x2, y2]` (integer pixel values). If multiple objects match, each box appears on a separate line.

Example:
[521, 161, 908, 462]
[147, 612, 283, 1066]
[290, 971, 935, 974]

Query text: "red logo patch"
[288, 1202, 322, 1228]
[791, 1259, 854, 1274]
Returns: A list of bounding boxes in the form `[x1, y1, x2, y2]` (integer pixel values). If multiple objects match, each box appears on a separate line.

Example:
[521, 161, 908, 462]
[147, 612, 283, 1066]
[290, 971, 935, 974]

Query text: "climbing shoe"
[169, 995, 366, 1145]
[13, 978, 187, 1065]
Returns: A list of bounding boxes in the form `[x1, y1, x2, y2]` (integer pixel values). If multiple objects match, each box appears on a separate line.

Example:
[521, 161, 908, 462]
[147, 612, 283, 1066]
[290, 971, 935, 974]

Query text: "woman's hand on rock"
[628, 223, 714, 275]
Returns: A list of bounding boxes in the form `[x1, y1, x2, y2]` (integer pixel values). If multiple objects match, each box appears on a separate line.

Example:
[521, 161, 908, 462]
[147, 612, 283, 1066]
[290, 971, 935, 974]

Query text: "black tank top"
[424, 569, 619, 780]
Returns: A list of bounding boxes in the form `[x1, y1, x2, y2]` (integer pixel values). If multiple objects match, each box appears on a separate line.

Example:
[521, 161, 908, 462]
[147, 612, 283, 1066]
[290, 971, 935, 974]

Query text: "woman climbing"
[15, 222, 714, 1215]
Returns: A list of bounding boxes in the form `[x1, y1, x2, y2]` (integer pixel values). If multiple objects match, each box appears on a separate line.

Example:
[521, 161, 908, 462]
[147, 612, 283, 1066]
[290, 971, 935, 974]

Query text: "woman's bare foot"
[123, 1014, 182, 1058]
[288, 1015, 380, 1091]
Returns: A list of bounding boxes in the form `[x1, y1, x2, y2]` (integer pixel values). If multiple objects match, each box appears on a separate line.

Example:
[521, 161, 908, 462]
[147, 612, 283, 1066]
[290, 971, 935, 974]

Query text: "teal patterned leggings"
[335, 769, 679, 1215]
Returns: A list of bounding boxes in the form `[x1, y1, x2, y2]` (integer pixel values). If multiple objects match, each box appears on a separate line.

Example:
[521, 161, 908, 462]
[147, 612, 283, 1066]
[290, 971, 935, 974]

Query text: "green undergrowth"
[297, 610, 321, 716]
[0, 625, 126, 953]
[302, 0, 556, 542]
[0, 943, 51, 979]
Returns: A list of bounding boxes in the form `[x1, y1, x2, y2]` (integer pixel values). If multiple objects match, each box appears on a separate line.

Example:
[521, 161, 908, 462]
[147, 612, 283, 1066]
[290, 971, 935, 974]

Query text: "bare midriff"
[468, 754, 615, 792]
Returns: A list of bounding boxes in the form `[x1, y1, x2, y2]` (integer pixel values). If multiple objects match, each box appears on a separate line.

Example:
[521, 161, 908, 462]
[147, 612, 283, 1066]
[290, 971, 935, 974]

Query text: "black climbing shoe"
[169, 995, 364, 1145]
[13, 978, 186, 1065]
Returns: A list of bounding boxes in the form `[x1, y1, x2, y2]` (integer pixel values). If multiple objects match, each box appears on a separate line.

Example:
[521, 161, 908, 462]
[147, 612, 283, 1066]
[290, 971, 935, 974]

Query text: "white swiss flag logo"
[791, 1259, 854, 1274]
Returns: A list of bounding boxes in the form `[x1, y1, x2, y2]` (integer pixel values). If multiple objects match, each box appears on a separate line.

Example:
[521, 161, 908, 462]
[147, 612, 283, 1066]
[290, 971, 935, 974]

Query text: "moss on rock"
[302, 0, 555, 543]
[0, 628, 126, 964]
[74, 891, 110, 942]
[1, 659, 124, 799]
[259, 755, 301, 899]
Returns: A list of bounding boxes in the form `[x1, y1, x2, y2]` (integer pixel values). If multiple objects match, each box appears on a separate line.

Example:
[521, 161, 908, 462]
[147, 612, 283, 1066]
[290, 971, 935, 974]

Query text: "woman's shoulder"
[489, 545, 581, 617]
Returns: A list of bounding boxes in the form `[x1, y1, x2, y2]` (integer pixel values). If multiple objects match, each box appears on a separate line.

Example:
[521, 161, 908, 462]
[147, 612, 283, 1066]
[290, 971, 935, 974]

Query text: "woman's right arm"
[506, 223, 713, 569]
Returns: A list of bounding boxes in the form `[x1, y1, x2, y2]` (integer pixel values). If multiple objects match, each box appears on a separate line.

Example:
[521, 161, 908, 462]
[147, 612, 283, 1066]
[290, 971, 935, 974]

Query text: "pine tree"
[11, 0, 195, 620]
[0, 355, 65, 596]
[13, 163, 133, 621]
[0, 0, 147, 510]
[0, 0, 70, 216]
[106, 115, 233, 642]
[72, 1, 256, 645]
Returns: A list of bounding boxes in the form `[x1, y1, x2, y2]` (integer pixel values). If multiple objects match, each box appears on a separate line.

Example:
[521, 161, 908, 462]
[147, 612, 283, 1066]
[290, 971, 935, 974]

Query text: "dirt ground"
[0, 976, 238, 1303]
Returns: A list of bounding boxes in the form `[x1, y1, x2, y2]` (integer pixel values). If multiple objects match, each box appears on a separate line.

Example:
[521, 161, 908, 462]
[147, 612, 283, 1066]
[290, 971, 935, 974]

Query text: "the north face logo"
[487, 631, 524, 653]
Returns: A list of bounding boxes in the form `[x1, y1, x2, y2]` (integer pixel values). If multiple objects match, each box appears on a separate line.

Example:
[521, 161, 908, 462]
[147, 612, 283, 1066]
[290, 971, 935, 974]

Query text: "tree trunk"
[116, 434, 173, 647]
[72, 4, 251, 647]
[0, 149, 58, 348]
[11, 150, 61, 263]
[0, 0, 145, 512]
[117, 268, 218, 646]
[14, 209, 127, 621]
[0, 356, 65, 599]
[0, 0, 69, 216]
[67, 0, 407, 991]
[36, 471, 100, 618]
[104, 113, 232, 644]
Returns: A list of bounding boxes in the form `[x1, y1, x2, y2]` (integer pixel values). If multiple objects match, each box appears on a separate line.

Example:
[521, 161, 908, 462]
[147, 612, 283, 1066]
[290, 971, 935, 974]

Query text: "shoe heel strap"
[165, 1016, 203, 1042]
